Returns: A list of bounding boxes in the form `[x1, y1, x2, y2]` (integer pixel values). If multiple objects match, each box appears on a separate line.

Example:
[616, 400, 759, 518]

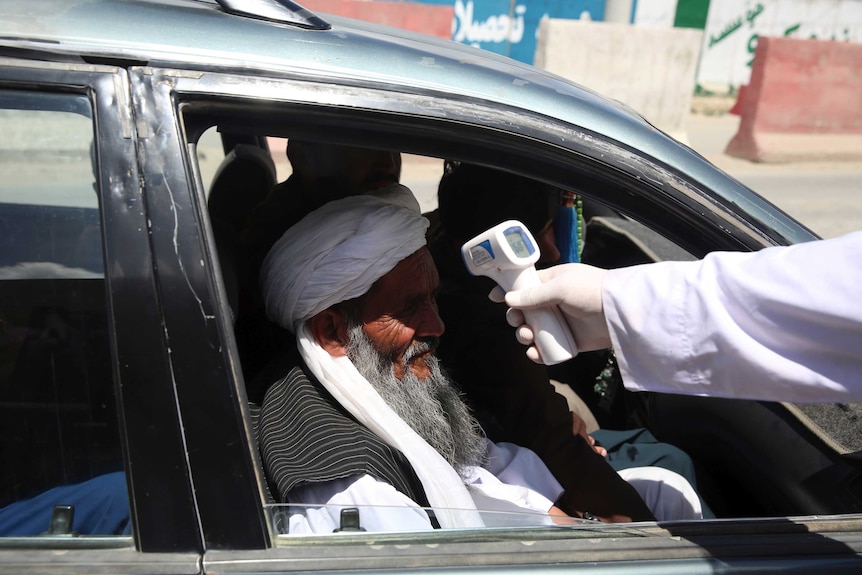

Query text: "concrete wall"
[535, 19, 703, 141]
[604, 0, 635, 23]
[626, 0, 862, 94]
[632, 0, 679, 27]
[726, 35, 862, 162]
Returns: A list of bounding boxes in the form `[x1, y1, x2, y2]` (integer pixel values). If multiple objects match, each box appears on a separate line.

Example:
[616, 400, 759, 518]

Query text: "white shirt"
[285, 440, 563, 534]
[603, 231, 862, 403]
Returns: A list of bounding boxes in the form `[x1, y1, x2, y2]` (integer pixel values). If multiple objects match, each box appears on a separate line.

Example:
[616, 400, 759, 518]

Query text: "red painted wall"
[300, 0, 454, 39]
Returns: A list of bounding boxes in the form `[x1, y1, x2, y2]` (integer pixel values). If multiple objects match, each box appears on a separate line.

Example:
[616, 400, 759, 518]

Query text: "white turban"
[260, 184, 429, 332]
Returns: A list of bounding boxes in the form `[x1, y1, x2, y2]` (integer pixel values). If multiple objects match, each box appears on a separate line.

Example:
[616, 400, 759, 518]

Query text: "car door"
[0, 59, 200, 572]
[127, 64, 862, 573]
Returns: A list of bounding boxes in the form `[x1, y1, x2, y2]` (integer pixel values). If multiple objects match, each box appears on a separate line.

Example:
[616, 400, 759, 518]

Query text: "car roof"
[0, 0, 648, 136]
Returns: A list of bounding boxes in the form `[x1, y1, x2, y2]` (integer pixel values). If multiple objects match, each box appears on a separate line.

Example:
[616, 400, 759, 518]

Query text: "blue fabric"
[595, 428, 715, 518]
[555, 205, 580, 263]
[0, 472, 130, 536]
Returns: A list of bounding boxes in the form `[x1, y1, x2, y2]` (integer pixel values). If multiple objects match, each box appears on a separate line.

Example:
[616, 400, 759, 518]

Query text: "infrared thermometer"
[461, 220, 578, 365]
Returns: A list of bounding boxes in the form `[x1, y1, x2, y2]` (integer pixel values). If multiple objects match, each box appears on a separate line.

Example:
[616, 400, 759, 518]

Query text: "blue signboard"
[418, 0, 606, 63]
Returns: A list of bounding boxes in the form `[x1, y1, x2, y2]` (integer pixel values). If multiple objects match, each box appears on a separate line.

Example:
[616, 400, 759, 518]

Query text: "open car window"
[142, 66, 861, 557]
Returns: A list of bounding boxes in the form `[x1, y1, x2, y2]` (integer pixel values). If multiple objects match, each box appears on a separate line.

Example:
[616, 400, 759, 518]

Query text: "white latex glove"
[490, 263, 612, 364]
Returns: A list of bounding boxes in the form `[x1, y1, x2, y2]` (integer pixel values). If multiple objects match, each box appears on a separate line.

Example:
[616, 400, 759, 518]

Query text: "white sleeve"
[617, 467, 702, 521]
[479, 440, 564, 506]
[286, 474, 436, 534]
[602, 231, 862, 403]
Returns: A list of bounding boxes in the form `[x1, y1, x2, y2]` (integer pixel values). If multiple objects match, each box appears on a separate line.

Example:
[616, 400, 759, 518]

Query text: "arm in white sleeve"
[286, 474, 436, 534]
[603, 231, 862, 403]
[478, 440, 564, 509]
[287, 462, 562, 534]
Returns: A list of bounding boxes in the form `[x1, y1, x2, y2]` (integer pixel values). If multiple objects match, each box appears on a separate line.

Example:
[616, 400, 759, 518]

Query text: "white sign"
[698, 0, 862, 90]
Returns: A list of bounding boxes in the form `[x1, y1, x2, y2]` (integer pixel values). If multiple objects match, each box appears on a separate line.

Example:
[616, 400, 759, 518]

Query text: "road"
[402, 113, 862, 240]
[681, 114, 861, 240]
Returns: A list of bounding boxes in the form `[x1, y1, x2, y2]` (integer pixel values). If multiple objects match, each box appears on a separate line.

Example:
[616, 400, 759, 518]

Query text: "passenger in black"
[429, 161, 712, 521]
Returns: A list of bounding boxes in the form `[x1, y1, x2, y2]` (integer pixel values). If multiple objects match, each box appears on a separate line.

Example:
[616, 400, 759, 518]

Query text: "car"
[1, 0, 861, 572]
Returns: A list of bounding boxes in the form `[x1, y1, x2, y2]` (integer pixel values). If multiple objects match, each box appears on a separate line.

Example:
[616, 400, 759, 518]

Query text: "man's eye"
[396, 304, 419, 318]
[410, 303, 425, 315]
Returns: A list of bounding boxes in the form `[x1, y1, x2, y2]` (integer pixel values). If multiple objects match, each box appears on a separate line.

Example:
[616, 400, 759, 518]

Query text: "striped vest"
[252, 365, 430, 508]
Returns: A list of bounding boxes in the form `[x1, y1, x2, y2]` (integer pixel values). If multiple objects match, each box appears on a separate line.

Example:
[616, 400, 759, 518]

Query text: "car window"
[0, 91, 127, 537]
[173, 78, 860, 553]
[181, 99, 707, 537]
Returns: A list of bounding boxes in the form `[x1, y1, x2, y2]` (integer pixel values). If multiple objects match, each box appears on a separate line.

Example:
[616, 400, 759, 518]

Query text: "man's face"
[343, 257, 485, 472]
[355, 247, 444, 381]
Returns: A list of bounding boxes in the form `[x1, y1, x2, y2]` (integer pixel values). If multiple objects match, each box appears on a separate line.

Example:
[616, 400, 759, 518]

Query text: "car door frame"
[129, 66, 271, 552]
[129, 64, 862, 572]
[0, 57, 201, 572]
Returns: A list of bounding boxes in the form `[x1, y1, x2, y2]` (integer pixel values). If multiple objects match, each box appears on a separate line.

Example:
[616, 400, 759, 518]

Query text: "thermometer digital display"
[505, 229, 532, 258]
[461, 220, 578, 365]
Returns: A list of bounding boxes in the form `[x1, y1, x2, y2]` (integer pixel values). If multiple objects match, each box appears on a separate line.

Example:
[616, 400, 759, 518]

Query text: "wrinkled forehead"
[364, 248, 438, 303]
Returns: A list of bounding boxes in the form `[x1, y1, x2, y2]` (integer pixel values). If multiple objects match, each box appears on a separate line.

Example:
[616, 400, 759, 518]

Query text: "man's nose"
[417, 302, 445, 338]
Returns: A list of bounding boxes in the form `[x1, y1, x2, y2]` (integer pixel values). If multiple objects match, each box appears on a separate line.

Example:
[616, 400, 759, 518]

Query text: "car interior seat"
[207, 144, 277, 236]
[207, 144, 277, 321]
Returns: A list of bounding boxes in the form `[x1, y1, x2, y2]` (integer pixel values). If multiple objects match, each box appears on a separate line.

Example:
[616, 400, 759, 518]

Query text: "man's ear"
[308, 308, 350, 357]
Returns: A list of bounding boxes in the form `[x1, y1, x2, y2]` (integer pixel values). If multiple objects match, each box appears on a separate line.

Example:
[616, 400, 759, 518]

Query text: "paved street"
[687, 114, 862, 239]
[402, 113, 862, 240]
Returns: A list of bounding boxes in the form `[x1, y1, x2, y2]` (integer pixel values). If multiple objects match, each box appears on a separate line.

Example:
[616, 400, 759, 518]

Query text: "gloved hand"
[489, 263, 612, 364]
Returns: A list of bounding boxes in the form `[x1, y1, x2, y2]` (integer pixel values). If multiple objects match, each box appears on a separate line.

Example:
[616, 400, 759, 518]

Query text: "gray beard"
[345, 325, 486, 475]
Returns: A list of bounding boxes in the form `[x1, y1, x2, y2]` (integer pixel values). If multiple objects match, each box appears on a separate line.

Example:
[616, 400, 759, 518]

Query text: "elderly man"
[257, 184, 701, 533]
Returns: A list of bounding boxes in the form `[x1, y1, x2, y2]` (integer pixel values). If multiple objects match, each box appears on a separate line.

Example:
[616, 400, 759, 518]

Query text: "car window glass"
[266, 503, 590, 536]
[0, 91, 127, 538]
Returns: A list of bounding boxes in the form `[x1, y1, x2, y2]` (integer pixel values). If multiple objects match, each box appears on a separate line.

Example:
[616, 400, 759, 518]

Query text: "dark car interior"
[0, 203, 121, 509]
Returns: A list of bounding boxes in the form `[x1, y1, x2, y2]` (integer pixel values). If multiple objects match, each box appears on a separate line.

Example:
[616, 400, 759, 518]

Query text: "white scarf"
[298, 325, 483, 528]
